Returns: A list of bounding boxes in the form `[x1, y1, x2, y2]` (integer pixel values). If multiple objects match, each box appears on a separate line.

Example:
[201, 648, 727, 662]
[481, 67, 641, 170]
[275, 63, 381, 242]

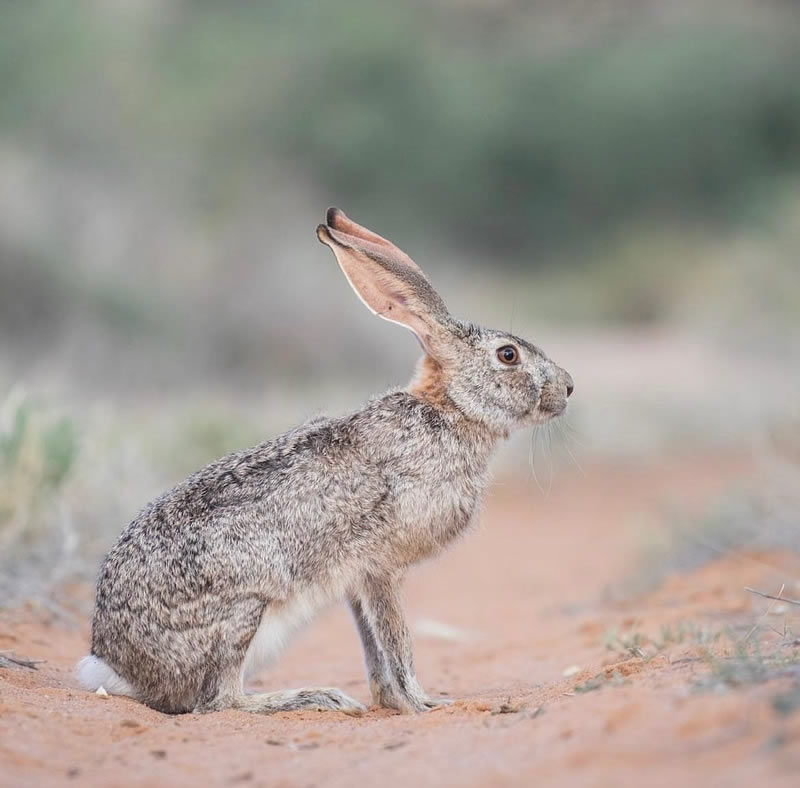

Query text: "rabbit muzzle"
[537, 366, 573, 419]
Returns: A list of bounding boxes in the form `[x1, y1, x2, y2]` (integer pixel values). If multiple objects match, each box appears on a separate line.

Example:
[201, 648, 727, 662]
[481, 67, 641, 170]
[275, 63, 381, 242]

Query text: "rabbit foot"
[309, 687, 367, 716]
[371, 686, 406, 711]
[235, 687, 366, 716]
[421, 695, 453, 708]
[372, 681, 452, 713]
[401, 693, 453, 713]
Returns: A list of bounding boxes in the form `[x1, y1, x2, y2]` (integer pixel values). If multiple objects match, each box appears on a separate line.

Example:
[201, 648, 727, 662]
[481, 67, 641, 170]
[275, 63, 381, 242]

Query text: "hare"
[77, 208, 573, 715]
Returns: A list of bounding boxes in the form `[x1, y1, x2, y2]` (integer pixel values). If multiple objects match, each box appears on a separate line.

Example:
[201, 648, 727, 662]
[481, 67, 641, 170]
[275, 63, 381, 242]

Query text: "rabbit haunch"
[78, 207, 572, 715]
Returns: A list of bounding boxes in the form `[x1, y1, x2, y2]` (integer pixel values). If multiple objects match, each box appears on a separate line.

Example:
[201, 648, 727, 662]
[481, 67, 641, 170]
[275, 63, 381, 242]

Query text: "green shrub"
[2, 3, 799, 262]
[0, 391, 77, 548]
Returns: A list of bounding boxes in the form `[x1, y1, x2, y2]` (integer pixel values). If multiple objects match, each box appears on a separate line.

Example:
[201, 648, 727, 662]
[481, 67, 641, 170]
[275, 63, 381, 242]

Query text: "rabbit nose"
[564, 372, 574, 398]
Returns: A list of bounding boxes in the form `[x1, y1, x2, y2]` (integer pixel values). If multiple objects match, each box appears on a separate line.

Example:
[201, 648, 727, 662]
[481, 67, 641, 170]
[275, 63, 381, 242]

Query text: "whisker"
[528, 426, 546, 496]
[556, 421, 587, 478]
[560, 416, 589, 449]
[545, 423, 554, 496]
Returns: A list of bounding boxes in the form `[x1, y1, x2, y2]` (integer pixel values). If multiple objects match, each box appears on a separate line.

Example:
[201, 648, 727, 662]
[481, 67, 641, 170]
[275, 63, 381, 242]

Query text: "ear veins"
[317, 210, 462, 371]
[318, 222, 448, 321]
[326, 206, 399, 253]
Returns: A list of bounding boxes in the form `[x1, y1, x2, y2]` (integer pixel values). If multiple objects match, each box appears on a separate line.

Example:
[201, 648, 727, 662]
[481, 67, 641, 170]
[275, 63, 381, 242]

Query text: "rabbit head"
[317, 207, 573, 437]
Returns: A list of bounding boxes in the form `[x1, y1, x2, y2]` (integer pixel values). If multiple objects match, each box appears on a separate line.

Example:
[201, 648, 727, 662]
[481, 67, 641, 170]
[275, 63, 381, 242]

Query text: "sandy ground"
[1, 452, 799, 788]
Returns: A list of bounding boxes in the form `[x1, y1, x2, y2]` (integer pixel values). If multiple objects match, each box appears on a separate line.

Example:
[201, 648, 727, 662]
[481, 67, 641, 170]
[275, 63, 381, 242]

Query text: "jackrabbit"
[77, 208, 573, 715]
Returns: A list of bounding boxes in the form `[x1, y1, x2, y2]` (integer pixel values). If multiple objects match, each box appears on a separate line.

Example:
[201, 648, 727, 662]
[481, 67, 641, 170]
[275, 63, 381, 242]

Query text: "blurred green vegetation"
[0, 391, 77, 551]
[149, 406, 263, 479]
[2, 2, 799, 262]
[283, 21, 800, 256]
[1, 2, 798, 603]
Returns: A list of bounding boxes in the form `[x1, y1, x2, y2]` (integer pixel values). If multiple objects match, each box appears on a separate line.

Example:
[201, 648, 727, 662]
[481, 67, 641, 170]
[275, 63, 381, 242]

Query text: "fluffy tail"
[76, 655, 137, 698]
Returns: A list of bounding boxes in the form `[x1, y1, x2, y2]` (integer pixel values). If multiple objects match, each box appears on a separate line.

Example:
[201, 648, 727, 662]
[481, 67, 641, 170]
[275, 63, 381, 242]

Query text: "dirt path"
[1, 453, 799, 787]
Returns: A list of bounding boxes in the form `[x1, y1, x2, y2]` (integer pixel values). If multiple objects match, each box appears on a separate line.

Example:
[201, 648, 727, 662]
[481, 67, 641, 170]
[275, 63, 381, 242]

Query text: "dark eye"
[497, 345, 519, 365]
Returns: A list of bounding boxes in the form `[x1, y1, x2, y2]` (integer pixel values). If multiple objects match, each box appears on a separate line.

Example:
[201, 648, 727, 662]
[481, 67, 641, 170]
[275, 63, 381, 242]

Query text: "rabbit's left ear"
[317, 208, 452, 357]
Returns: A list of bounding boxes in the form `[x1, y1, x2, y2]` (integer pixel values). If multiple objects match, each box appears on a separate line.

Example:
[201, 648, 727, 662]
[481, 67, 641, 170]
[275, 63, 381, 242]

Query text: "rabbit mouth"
[532, 387, 571, 421]
[522, 399, 566, 425]
[530, 406, 565, 424]
[530, 378, 571, 422]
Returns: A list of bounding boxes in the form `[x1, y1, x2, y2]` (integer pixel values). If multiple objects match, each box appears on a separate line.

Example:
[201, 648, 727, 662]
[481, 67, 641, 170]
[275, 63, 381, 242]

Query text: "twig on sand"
[743, 583, 786, 643]
[0, 651, 45, 670]
[745, 586, 800, 607]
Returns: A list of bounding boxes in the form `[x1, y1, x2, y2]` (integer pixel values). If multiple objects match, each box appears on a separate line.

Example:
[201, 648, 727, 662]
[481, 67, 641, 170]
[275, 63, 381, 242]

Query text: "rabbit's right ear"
[317, 208, 452, 357]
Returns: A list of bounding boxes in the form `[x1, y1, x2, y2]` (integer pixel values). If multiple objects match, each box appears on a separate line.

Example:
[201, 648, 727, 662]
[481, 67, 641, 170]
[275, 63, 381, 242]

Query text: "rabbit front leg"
[355, 574, 450, 713]
[349, 595, 399, 710]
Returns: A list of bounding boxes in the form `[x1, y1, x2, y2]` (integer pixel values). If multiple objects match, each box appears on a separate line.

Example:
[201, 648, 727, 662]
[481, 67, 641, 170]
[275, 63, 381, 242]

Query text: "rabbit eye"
[497, 345, 519, 365]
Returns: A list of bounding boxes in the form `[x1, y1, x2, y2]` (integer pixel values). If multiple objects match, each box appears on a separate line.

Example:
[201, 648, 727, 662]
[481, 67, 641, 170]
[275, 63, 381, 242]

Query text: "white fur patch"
[241, 586, 341, 683]
[76, 655, 136, 698]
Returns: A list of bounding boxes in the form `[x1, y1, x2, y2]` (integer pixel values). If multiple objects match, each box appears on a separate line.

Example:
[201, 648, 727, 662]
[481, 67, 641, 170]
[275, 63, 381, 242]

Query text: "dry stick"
[0, 651, 45, 670]
[743, 584, 785, 643]
[744, 586, 800, 607]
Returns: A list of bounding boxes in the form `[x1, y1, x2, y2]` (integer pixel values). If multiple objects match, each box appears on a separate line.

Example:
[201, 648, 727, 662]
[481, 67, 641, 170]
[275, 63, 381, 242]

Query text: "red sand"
[2, 453, 799, 787]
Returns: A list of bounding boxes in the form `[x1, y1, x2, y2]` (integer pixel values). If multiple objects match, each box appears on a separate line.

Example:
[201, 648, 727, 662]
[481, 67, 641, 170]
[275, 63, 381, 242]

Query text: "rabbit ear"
[317, 208, 451, 356]
[325, 207, 417, 266]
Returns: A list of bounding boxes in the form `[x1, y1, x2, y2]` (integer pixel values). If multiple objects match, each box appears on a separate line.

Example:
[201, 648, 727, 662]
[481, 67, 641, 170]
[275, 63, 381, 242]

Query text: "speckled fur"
[78, 208, 573, 716]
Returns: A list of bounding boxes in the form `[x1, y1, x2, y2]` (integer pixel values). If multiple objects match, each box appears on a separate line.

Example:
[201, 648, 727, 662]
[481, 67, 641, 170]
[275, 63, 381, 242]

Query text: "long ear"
[317, 207, 451, 356]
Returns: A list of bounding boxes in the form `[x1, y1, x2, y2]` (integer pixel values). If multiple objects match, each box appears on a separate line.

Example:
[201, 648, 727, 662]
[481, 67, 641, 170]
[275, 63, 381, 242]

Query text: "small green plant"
[772, 685, 800, 717]
[692, 627, 800, 694]
[0, 396, 31, 470]
[603, 626, 649, 659]
[602, 620, 721, 661]
[0, 389, 78, 550]
[575, 670, 630, 694]
[655, 622, 722, 650]
[40, 417, 77, 488]
[574, 675, 606, 693]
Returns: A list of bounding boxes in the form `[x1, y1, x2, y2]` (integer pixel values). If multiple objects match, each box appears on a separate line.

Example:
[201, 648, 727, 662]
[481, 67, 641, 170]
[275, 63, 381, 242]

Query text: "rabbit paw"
[370, 679, 405, 711]
[372, 679, 452, 713]
[421, 695, 453, 709]
[395, 693, 452, 714]
[313, 687, 367, 716]
[403, 693, 452, 712]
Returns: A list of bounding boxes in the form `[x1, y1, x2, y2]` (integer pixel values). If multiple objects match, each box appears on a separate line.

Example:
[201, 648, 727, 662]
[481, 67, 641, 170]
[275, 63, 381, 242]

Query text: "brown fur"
[408, 354, 453, 410]
[77, 207, 573, 717]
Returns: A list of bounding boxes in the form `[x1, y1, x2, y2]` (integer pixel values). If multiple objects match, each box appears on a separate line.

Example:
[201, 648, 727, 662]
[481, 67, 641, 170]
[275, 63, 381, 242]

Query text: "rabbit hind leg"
[232, 687, 366, 715]
[193, 600, 366, 716]
[194, 663, 364, 715]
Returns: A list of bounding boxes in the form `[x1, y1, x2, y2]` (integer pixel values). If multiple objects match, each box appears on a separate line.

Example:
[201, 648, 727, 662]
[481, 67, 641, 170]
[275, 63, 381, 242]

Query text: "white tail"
[76, 655, 137, 698]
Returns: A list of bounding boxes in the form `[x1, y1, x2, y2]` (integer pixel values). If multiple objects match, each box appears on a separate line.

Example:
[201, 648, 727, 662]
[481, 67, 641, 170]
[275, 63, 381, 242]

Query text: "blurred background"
[1, 0, 798, 597]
